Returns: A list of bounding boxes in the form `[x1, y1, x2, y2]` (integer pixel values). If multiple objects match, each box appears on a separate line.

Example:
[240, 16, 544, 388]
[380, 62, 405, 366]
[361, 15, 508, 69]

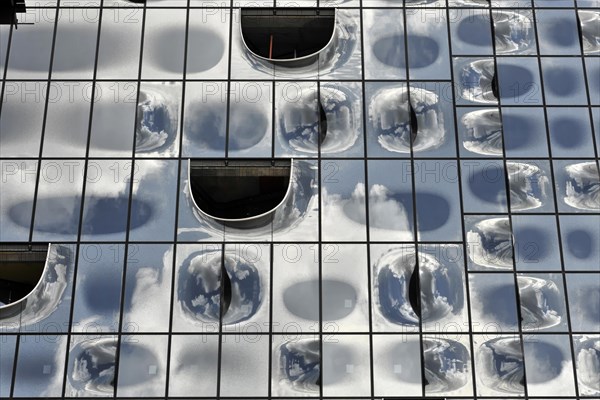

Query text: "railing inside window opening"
[240, 8, 336, 67]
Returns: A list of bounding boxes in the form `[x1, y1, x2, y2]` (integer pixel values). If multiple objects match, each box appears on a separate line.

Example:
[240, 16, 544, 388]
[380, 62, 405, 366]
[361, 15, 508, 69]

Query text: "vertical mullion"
[490, 3, 529, 398]
[401, 3, 426, 397]
[358, 1, 376, 398]
[445, 1, 479, 397]
[267, 243, 274, 398]
[59, 0, 105, 397]
[111, 0, 147, 395]
[573, 0, 600, 165]
[2, 16, 18, 400]
[531, 1, 582, 398]
[0, 23, 14, 117]
[216, 243, 225, 399]
[27, 2, 61, 243]
[164, 0, 191, 396]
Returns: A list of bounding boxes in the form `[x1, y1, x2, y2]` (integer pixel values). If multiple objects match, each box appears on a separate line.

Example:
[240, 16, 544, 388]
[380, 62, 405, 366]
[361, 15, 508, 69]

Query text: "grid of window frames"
[0, 0, 599, 398]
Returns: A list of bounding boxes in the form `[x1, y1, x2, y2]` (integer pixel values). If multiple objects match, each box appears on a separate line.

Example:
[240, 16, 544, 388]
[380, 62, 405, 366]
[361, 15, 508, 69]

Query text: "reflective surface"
[0, 1, 597, 398]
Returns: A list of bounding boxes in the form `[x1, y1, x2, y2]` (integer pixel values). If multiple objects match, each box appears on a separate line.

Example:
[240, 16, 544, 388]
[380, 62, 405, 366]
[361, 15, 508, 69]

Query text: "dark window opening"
[240, 8, 336, 65]
[0, 243, 48, 316]
[0, 0, 26, 26]
[190, 159, 291, 228]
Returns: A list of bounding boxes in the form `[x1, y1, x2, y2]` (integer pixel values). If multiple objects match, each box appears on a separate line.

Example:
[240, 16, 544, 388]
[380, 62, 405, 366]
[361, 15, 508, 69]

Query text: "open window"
[240, 8, 336, 67]
[0, 243, 49, 318]
[189, 159, 292, 229]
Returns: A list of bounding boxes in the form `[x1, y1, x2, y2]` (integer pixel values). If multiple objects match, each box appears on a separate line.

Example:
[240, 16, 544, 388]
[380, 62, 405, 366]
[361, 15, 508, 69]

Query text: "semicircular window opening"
[240, 8, 336, 66]
[189, 159, 292, 228]
[0, 243, 49, 318]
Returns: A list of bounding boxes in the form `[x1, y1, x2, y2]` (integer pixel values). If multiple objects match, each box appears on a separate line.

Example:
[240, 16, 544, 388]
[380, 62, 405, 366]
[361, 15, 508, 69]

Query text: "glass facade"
[0, 0, 599, 398]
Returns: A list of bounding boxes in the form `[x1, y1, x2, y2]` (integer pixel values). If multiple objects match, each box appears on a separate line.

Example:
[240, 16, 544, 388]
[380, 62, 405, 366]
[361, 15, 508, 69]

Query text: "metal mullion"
[27, 3, 60, 243]
[573, 0, 600, 174]
[531, 2, 583, 398]
[164, 0, 192, 396]
[3, 155, 600, 162]
[445, 1, 479, 397]
[1, 17, 19, 400]
[266, 242, 274, 397]
[59, 0, 106, 396]
[216, 243, 225, 399]
[111, 0, 147, 395]
[400, 4, 427, 397]
[216, 5, 236, 398]
[490, 4, 529, 398]
[357, 1, 376, 398]
[0, 23, 14, 117]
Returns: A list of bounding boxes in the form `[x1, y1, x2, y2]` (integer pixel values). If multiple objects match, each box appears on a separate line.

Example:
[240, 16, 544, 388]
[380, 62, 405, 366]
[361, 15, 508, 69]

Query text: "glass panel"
[566, 273, 600, 332]
[182, 82, 227, 158]
[121, 244, 173, 332]
[548, 107, 595, 157]
[414, 160, 462, 241]
[559, 215, 600, 270]
[473, 334, 525, 396]
[272, 243, 319, 333]
[363, 9, 406, 80]
[0, 82, 45, 158]
[512, 214, 562, 271]
[536, 9, 581, 55]
[321, 160, 367, 241]
[322, 334, 371, 396]
[141, 9, 186, 79]
[13, 335, 67, 397]
[367, 159, 414, 241]
[116, 335, 168, 397]
[321, 244, 369, 332]
[71, 244, 125, 332]
[42, 82, 92, 158]
[32, 160, 84, 241]
[185, 9, 229, 79]
[52, 8, 99, 79]
[6, 9, 56, 79]
[219, 335, 269, 396]
[449, 8, 493, 55]
[406, 8, 451, 80]
[502, 107, 549, 158]
[171, 243, 222, 333]
[168, 334, 218, 396]
[497, 56, 542, 106]
[517, 272, 568, 332]
[80, 160, 132, 241]
[96, 7, 143, 79]
[128, 160, 178, 241]
[461, 160, 508, 213]
[468, 272, 519, 332]
[523, 334, 576, 396]
[372, 334, 422, 396]
[0, 160, 38, 241]
[541, 57, 588, 105]
[135, 82, 181, 158]
[227, 81, 273, 158]
[88, 82, 137, 157]
[0, 335, 16, 397]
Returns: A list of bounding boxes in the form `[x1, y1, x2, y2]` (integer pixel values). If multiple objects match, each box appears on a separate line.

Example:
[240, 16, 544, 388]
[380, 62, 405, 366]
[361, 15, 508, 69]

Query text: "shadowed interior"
[0, 244, 47, 307]
[190, 159, 291, 223]
[241, 8, 335, 63]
